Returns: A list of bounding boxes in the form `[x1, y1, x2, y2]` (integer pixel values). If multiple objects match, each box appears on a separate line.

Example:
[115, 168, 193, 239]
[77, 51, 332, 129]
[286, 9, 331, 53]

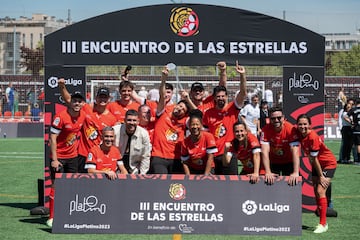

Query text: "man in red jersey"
[58, 79, 117, 173]
[85, 126, 128, 179]
[260, 106, 300, 186]
[150, 67, 191, 174]
[187, 61, 228, 114]
[203, 61, 247, 175]
[107, 80, 140, 123]
[47, 90, 86, 228]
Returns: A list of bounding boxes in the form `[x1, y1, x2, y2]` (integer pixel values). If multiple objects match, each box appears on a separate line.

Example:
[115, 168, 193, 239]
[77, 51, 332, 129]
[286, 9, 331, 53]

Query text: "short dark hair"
[296, 114, 311, 125]
[269, 106, 283, 115]
[212, 85, 227, 97]
[189, 109, 203, 122]
[165, 83, 174, 91]
[125, 109, 138, 118]
[119, 80, 134, 90]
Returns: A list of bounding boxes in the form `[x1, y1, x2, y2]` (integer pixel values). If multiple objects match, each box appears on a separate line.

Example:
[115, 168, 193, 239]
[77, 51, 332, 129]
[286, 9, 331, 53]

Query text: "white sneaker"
[46, 218, 53, 228]
[313, 223, 328, 233]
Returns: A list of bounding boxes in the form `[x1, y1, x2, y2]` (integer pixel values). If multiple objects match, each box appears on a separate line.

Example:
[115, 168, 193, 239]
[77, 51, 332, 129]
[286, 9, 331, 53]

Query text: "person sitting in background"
[30, 103, 41, 121]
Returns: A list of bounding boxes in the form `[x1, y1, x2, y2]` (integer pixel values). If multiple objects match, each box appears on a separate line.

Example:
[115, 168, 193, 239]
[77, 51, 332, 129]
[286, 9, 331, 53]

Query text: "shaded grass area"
[0, 138, 359, 239]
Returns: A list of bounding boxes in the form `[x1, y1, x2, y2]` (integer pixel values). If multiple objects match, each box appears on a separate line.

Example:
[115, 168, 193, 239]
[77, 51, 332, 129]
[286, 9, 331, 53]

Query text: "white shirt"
[239, 103, 260, 135]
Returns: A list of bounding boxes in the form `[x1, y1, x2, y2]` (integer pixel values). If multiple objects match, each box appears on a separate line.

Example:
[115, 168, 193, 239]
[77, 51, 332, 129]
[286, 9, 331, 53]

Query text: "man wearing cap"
[47, 88, 86, 227]
[58, 78, 117, 173]
[187, 61, 228, 114]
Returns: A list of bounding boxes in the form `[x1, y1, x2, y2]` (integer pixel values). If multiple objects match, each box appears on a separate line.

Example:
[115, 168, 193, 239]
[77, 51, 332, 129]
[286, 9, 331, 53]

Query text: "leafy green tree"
[326, 45, 360, 76]
[19, 42, 44, 78]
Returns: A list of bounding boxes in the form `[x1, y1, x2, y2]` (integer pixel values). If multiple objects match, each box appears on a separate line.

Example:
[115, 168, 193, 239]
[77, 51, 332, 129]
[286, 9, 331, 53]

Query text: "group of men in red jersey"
[46, 61, 334, 232]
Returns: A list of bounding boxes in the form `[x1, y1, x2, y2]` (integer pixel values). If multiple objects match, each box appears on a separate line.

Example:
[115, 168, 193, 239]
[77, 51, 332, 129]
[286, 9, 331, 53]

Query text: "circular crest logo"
[242, 200, 257, 215]
[169, 183, 186, 200]
[170, 7, 199, 37]
[48, 76, 58, 88]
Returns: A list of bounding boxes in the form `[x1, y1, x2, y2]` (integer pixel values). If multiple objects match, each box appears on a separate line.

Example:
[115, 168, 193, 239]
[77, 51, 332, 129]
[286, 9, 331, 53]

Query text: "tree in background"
[326, 45, 360, 76]
[20, 42, 44, 78]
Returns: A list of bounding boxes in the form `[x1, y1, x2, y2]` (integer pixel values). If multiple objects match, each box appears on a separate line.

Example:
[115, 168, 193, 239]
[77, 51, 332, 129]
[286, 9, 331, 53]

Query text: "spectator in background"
[138, 104, 155, 144]
[339, 102, 354, 164]
[38, 87, 45, 111]
[31, 103, 41, 122]
[277, 91, 283, 107]
[264, 89, 274, 108]
[5, 82, 14, 114]
[239, 94, 260, 137]
[0, 86, 3, 114]
[13, 87, 19, 114]
[337, 87, 347, 110]
[345, 98, 360, 165]
[259, 100, 269, 130]
[147, 87, 160, 102]
[138, 86, 148, 99]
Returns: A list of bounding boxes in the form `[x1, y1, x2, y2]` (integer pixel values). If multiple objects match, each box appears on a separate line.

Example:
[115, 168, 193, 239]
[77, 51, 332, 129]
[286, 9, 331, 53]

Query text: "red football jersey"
[151, 111, 187, 160]
[107, 100, 140, 123]
[260, 121, 299, 164]
[181, 131, 218, 170]
[50, 109, 86, 159]
[299, 130, 337, 169]
[86, 145, 122, 172]
[203, 101, 240, 157]
[228, 132, 261, 174]
[78, 104, 117, 157]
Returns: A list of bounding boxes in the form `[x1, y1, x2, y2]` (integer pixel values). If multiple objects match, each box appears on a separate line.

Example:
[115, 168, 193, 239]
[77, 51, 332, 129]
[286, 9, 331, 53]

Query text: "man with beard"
[150, 67, 191, 174]
[187, 61, 227, 114]
[203, 61, 247, 175]
[260, 107, 300, 186]
[113, 109, 151, 174]
[85, 126, 128, 179]
[59, 79, 117, 173]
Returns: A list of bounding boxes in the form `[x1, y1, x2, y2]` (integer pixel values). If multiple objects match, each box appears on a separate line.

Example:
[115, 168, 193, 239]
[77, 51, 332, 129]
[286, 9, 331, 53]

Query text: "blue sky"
[1, 0, 360, 34]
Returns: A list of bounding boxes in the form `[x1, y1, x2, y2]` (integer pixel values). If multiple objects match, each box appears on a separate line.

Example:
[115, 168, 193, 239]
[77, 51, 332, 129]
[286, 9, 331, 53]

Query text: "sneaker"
[46, 218, 53, 228]
[313, 223, 328, 233]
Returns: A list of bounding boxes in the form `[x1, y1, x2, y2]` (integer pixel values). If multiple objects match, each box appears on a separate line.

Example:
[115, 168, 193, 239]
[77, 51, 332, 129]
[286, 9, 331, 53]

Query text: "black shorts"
[150, 157, 183, 174]
[312, 168, 336, 178]
[270, 162, 293, 176]
[50, 156, 79, 181]
[353, 134, 360, 145]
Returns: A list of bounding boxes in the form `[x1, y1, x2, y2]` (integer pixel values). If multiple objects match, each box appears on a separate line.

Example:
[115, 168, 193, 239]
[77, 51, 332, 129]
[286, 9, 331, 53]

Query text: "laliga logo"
[169, 183, 186, 200]
[242, 200, 290, 215]
[170, 7, 199, 37]
[47, 76, 83, 88]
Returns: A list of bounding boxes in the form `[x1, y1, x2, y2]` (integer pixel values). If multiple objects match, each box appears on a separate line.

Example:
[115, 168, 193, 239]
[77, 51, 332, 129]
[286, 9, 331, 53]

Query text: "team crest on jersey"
[53, 117, 61, 127]
[66, 133, 77, 146]
[214, 124, 226, 138]
[86, 126, 98, 140]
[88, 153, 93, 161]
[165, 128, 179, 141]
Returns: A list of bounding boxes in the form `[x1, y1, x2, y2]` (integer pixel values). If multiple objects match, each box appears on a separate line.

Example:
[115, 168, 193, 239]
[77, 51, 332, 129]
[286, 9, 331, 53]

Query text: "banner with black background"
[53, 174, 301, 235]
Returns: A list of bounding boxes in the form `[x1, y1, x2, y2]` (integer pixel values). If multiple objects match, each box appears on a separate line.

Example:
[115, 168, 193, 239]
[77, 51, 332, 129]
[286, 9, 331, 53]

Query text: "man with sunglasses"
[260, 106, 300, 186]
